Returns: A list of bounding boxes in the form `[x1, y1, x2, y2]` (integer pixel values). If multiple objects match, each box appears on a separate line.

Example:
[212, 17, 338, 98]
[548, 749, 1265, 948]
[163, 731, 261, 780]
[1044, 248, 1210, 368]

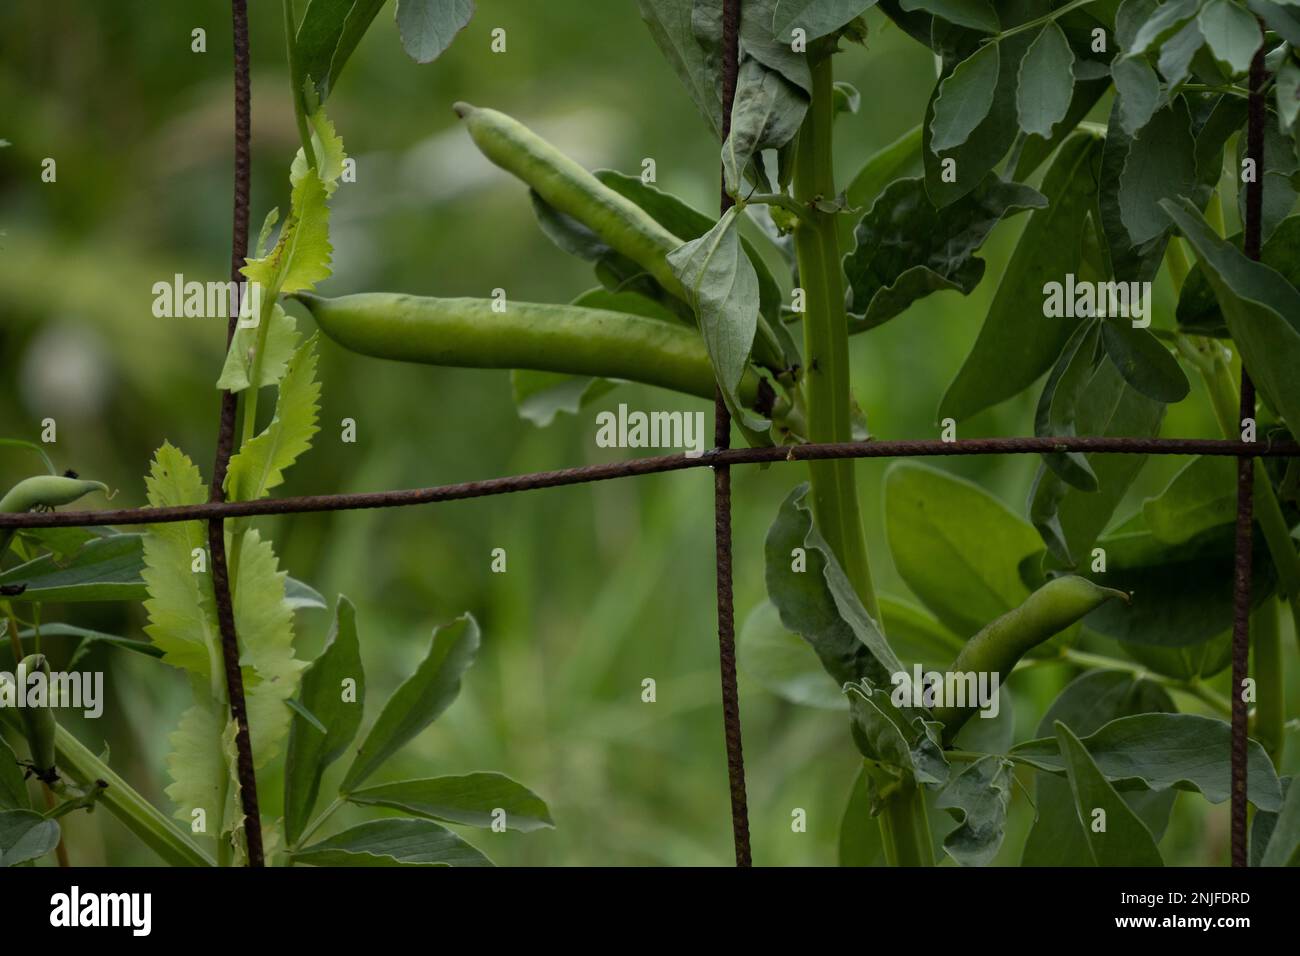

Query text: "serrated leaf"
[341, 614, 481, 791]
[241, 170, 333, 296]
[165, 700, 241, 839]
[395, 0, 474, 64]
[1017, 22, 1074, 138]
[291, 818, 492, 866]
[346, 773, 554, 831]
[216, 304, 300, 393]
[666, 207, 766, 431]
[844, 174, 1045, 331]
[885, 461, 1041, 636]
[1014, 712, 1283, 809]
[285, 596, 366, 846]
[1055, 721, 1164, 865]
[290, 108, 348, 195]
[931, 42, 1001, 152]
[937, 755, 1014, 866]
[225, 335, 321, 502]
[939, 132, 1101, 422]
[1198, 0, 1263, 75]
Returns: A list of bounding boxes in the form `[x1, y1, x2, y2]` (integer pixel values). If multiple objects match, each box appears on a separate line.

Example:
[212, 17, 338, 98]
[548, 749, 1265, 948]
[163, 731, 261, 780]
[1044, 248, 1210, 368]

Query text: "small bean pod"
[296, 291, 763, 407]
[1, 475, 108, 554]
[932, 575, 1128, 741]
[17, 654, 57, 780]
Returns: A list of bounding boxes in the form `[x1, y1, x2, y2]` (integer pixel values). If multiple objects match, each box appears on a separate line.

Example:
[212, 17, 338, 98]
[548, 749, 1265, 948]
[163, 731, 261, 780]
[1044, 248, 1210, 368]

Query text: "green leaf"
[839, 124, 923, 250]
[1198, 0, 1263, 76]
[739, 0, 813, 94]
[1030, 359, 1165, 567]
[637, 0, 724, 139]
[290, 108, 349, 196]
[1112, 56, 1161, 136]
[939, 131, 1102, 422]
[295, 0, 387, 101]
[936, 755, 1014, 866]
[764, 484, 907, 690]
[291, 818, 492, 867]
[1119, 100, 1199, 246]
[346, 773, 554, 832]
[0, 438, 55, 475]
[878, 594, 966, 667]
[1035, 320, 1103, 491]
[846, 681, 950, 785]
[666, 207, 766, 431]
[1163, 198, 1300, 432]
[285, 576, 328, 611]
[1260, 775, 1300, 865]
[225, 335, 321, 502]
[0, 809, 60, 867]
[1277, 58, 1300, 132]
[1178, 217, 1300, 336]
[838, 765, 883, 865]
[884, 461, 1041, 636]
[1016, 22, 1074, 138]
[772, 0, 879, 39]
[931, 42, 1001, 152]
[0, 736, 29, 810]
[843, 175, 1045, 331]
[341, 614, 481, 791]
[0, 533, 146, 603]
[723, 59, 808, 194]
[1157, 18, 1206, 88]
[900, 0, 999, 33]
[165, 702, 241, 846]
[395, 0, 474, 63]
[241, 169, 333, 296]
[1099, 320, 1190, 403]
[1142, 455, 1236, 545]
[511, 371, 617, 428]
[1236, 117, 1300, 244]
[1055, 721, 1164, 865]
[216, 304, 300, 393]
[17, 624, 163, 662]
[739, 599, 846, 709]
[1250, 0, 1300, 46]
[1130, 0, 1201, 54]
[1022, 670, 1176, 865]
[284, 596, 366, 847]
[1014, 712, 1284, 810]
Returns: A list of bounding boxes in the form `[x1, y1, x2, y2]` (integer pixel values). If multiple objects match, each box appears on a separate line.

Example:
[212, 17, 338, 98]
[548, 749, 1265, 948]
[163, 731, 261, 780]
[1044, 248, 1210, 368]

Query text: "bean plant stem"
[1252, 598, 1284, 765]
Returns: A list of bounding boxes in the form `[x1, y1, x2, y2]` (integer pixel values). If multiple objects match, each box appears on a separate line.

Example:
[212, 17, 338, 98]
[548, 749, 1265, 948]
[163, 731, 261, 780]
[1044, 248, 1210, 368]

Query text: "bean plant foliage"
[3, 0, 1300, 869]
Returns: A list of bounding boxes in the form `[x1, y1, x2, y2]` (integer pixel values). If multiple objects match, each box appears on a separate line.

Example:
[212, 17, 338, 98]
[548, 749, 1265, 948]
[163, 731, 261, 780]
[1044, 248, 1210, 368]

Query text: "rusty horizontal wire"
[3, 436, 1295, 531]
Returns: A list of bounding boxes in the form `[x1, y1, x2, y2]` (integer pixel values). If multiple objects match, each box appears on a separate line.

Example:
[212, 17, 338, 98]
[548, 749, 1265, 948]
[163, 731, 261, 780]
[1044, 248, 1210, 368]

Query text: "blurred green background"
[1, 1, 1291, 866]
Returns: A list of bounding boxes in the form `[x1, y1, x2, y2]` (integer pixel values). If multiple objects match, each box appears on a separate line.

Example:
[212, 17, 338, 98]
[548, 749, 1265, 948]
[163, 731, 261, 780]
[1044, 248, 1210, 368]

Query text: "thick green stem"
[1252, 597, 1284, 766]
[793, 51, 923, 864]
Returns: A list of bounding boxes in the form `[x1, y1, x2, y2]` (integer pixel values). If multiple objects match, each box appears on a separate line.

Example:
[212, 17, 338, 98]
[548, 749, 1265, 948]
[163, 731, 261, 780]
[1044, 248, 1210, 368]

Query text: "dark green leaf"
[1177, 217, 1300, 337]
[884, 461, 1041, 636]
[846, 682, 949, 784]
[395, 0, 474, 63]
[1260, 776, 1300, 866]
[878, 594, 966, 668]
[900, 0, 999, 33]
[937, 755, 1014, 866]
[1112, 56, 1161, 136]
[1099, 320, 1191, 403]
[16, 624, 163, 661]
[764, 484, 906, 689]
[740, 0, 813, 94]
[285, 596, 366, 845]
[940, 132, 1101, 422]
[291, 818, 492, 866]
[1164, 198, 1300, 431]
[340, 613, 478, 791]
[1157, 19, 1205, 88]
[1014, 712, 1284, 809]
[1017, 22, 1075, 138]
[346, 773, 554, 832]
[839, 125, 923, 250]
[844, 175, 1045, 331]
[1142, 455, 1236, 545]
[932, 42, 1001, 152]
[1130, 0, 1200, 54]
[637, 0, 723, 138]
[1250, 0, 1300, 47]
[1035, 320, 1103, 491]
[1055, 721, 1164, 865]
[1236, 118, 1300, 244]
[295, 0, 388, 102]
[1119, 100, 1199, 246]
[1030, 359, 1165, 567]
[838, 765, 883, 865]
[0, 534, 146, 603]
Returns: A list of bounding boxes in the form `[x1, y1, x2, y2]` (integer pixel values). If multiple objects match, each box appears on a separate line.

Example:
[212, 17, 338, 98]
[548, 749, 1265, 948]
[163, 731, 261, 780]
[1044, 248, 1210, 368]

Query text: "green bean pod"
[17, 654, 57, 779]
[1, 475, 108, 554]
[295, 291, 762, 407]
[932, 575, 1128, 741]
[454, 102, 686, 299]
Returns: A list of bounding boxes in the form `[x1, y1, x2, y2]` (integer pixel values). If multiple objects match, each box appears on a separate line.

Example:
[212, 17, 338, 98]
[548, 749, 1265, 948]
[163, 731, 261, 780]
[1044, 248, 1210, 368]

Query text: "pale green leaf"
[395, 0, 475, 64]
[216, 304, 300, 393]
[290, 108, 349, 195]
[241, 170, 333, 295]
